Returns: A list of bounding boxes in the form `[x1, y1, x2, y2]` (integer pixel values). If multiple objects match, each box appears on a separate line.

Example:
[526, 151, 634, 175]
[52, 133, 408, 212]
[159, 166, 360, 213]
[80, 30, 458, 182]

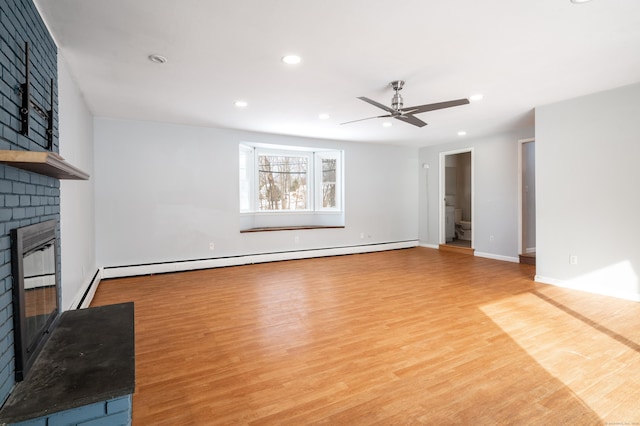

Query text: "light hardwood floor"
[91, 247, 640, 425]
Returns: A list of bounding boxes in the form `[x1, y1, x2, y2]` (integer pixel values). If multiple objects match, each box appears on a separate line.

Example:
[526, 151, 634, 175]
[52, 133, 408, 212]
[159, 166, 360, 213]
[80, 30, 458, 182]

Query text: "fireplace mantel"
[0, 150, 89, 180]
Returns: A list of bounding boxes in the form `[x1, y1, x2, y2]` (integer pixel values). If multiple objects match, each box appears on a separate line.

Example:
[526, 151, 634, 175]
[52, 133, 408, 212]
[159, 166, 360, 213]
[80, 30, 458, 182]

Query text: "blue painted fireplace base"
[10, 395, 131, 426]
[0, 303, 135, 426]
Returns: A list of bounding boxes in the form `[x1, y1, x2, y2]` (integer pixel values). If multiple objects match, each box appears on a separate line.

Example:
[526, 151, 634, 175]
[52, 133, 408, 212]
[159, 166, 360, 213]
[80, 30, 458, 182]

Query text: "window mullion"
[310, 153, 315, 211]
[252, 147, 259, 212]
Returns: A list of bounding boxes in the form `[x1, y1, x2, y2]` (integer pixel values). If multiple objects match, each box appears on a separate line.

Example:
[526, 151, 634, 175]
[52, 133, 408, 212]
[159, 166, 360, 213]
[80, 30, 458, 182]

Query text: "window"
[317, 152, 340, 209]
[239, 143, 344, 230]
[257, 152, 310, 211]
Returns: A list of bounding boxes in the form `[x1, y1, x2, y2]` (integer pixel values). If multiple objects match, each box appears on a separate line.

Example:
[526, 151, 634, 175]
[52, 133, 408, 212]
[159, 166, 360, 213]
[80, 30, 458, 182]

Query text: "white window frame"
[315, 151, 342, 212]
[239, 145, 254, 213]
[239, 143, 344, 230]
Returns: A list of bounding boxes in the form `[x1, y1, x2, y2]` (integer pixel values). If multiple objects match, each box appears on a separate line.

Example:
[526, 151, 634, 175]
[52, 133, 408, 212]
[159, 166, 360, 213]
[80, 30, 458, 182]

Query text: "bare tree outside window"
[322, 158, 337, 208]
[258, 155, 308, 210]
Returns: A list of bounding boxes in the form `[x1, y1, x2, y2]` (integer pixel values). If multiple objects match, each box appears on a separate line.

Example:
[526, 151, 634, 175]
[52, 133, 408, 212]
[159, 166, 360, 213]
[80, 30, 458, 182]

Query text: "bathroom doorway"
[439, 148, 473, 249]
[518, 138, 536, 264]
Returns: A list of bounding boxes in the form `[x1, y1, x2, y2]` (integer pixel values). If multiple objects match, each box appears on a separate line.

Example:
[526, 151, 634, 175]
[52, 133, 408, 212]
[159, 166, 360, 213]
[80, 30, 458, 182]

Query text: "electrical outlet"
[209, 242, 215, 251]
[570, 255, 578, 265]
[489, 235, 495, 242]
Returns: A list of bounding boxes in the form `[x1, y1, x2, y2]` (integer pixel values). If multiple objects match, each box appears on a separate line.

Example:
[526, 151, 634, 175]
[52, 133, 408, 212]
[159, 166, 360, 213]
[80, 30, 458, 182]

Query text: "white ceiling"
[35, 0, 640, 147]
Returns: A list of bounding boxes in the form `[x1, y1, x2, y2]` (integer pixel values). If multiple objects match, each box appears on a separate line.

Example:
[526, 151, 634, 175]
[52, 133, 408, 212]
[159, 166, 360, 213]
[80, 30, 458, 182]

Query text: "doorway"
[439, 148, 473, 250]
[518, 138, 536, 264]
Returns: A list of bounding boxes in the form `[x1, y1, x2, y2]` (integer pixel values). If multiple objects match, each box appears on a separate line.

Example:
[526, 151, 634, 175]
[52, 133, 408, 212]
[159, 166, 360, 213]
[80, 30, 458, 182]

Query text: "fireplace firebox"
[10, 219, 60, 381]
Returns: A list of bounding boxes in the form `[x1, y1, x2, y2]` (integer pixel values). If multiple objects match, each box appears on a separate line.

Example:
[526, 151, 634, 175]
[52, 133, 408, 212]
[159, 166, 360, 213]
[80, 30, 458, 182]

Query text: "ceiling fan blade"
[396, 114, 427, 128]
[401, 98, 470, 115]
[341, 114, 392, 125]
[357, 96, 396, 113]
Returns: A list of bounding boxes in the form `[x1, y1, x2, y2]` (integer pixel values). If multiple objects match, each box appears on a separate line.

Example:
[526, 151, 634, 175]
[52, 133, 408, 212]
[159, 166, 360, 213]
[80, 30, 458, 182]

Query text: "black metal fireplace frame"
[10, 220, 60, 381]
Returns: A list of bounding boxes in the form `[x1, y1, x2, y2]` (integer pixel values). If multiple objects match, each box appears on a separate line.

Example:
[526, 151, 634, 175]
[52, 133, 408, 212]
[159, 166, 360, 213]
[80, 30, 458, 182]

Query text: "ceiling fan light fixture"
[382, 122, 393, 127]
[282, 55, 301, 65]
[470, 93, 483, 102]
[234, 100, 248, 108]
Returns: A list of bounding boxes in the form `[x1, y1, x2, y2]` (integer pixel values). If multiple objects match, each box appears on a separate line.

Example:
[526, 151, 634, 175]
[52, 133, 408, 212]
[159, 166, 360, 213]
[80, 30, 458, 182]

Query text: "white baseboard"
[69, 269, 103, 310]
[419, 243, 439, 249]
[422, 245, 520, 263]
[101, 241, 419, 279]
[535, 275, 640, 302]
[474, 251, 519, 263]
[534, 275, 564, 288]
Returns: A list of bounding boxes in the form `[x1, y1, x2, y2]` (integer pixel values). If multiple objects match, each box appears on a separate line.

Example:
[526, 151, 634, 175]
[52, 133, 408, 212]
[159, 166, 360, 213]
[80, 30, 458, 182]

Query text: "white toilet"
[455, 209, 472, 241]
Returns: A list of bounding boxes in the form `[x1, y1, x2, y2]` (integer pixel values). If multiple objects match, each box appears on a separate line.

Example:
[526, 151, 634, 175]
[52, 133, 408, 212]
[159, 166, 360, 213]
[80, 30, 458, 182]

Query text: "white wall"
[94, 118, 419, 268]
[418, 129, 534, 260]
[58, 54, 96, 310]
[535, 82, 640, 301]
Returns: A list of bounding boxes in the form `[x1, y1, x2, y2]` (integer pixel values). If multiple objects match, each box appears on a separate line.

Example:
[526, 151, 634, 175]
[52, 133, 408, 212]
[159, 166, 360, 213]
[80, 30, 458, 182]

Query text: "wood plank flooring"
[438, 243, 474, 256]
[90, 247, 640, 425]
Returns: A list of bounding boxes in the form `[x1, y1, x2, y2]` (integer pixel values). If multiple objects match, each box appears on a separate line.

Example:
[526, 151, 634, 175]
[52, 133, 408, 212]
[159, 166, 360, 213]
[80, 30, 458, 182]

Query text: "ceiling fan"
[342, 80, 469, 128]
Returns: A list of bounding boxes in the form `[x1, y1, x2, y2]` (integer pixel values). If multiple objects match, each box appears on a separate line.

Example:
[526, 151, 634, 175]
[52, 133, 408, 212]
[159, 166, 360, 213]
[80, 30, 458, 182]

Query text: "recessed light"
[318, 113, 330, 120]
[234, 101, 248, 108]
[148, 54, 168, 64]
[382, 122, 393, 127]
[282, 55, 302, 65]
[458, 131, 467, 136]
[570, 0, 592, 4]
[470, 94, 483, 101]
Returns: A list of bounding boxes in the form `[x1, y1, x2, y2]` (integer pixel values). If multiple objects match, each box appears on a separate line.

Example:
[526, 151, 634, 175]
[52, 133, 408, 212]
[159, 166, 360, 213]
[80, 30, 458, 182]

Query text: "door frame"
[439, 147, 474, 246]
[517, 137, 535, 255]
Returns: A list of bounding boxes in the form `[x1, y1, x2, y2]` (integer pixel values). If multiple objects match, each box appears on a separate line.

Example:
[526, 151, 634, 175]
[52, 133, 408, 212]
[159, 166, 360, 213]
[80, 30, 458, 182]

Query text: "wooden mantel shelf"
[0, 150, 89, 180]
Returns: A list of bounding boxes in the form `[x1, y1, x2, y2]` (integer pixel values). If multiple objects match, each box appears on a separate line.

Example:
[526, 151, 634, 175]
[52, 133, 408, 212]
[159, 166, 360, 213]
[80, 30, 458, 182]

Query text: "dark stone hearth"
[0, 303, 135, 424]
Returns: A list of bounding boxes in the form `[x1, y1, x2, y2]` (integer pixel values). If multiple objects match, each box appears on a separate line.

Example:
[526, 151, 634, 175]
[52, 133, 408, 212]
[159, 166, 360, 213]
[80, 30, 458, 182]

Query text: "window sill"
[240, 211, 345, 231]
[240, 225, 345, 233]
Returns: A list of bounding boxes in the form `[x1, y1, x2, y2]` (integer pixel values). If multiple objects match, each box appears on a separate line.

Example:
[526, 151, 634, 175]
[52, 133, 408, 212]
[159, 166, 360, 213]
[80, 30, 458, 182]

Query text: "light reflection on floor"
[480, 290, 640, 422]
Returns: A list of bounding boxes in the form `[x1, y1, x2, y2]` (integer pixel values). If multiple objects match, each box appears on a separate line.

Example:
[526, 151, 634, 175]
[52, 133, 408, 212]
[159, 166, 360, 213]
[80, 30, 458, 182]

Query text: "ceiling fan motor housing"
[391, 93, 403, 111]
[390, 80, 405, 111]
